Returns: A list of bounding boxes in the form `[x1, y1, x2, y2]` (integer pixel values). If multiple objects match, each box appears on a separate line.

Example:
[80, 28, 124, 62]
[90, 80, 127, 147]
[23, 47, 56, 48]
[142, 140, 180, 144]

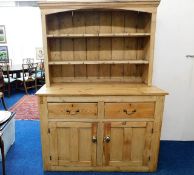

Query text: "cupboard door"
[49, 122, 97, 167]
[103, 122, 153, 167]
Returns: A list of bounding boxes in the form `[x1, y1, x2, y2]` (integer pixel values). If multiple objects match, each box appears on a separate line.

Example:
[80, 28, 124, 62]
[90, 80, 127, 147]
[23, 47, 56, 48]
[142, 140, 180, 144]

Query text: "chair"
[17, 63, 38, 94]
[22, 58, 34, 64]
[0, 112, 15, 175]
[2, 64, 16, 97]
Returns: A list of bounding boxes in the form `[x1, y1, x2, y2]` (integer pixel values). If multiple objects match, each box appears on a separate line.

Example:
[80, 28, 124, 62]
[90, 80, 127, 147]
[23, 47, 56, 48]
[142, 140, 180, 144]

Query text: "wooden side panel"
[146, 12, 156, 85]
[149, 96, 165, 171]
[38, 97, 50, 170]
[42, 14, 50, 86]
[59, 11, 73, 34]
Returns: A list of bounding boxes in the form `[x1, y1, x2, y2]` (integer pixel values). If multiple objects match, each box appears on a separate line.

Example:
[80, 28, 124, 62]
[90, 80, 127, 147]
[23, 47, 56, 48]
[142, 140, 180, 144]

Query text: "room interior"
[0, 0, 194, 175]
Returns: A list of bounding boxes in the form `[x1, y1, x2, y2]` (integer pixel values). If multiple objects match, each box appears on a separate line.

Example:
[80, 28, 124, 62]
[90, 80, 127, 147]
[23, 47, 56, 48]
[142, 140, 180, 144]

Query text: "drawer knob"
[66, 109, 80, 115]
[103, 136, 111, 143]
[123, 109, 136, 115]
[92, 136, 97, 143]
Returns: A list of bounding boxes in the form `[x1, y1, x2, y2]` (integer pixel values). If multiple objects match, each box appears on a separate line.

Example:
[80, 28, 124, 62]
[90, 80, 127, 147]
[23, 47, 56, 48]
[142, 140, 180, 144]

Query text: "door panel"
[103, 122, 153, 167]
[49, 122, 97, 166]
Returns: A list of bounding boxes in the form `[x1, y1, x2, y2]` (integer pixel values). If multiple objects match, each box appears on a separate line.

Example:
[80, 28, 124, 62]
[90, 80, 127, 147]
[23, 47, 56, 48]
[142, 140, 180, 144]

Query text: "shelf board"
[47, 33, 150, 38]
[49, 60, 149, 65]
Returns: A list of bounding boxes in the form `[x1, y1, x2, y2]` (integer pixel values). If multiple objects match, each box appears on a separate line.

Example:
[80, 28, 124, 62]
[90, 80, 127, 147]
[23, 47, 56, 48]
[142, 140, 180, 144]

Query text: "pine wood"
[37, 0, 167, 172]
[48, 103, 98, 118]
[105, 102, 155, 119]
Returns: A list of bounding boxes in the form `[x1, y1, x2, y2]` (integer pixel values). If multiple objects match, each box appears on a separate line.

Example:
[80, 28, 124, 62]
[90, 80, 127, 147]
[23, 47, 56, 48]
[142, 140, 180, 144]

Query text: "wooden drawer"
[48, 103, 98, 119]
[105, 102, 155, 119]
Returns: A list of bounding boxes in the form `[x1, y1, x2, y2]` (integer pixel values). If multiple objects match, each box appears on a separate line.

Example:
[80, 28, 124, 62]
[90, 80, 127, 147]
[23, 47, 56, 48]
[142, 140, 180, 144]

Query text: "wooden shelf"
[48, 60, 149, 65]
[47, 33, 150, 38]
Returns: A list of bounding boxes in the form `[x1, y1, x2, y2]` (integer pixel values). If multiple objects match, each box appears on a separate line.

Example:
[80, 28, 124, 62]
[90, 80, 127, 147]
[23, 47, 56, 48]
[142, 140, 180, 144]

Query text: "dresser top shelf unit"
[41, 0, 160, 86]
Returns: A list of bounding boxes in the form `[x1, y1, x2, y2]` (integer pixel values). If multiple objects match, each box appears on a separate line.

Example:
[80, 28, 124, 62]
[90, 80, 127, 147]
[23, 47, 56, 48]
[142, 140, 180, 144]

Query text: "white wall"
[0, 7, 42, 64]
[1, 1, 194, 140]
[153, 0, 194, 140]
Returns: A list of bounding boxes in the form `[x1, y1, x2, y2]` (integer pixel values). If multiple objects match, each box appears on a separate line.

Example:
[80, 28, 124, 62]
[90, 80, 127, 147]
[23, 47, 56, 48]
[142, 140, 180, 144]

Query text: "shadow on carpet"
[3, 121, 194, 175]
[9, 95, 39, 120]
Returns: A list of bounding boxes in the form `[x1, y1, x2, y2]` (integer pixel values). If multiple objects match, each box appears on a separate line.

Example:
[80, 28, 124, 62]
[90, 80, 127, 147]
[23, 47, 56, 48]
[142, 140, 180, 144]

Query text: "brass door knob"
[103, 136, 111, 143]
[92, 136, 97, 143]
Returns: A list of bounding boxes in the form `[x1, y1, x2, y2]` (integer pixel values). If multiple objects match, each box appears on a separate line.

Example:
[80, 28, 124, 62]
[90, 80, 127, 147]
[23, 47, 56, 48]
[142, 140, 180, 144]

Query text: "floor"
[0, 89, 36, 110]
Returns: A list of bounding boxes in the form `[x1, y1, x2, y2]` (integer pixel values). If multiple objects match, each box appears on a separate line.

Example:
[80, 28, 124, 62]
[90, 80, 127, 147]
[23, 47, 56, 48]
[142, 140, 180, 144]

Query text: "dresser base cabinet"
[37, 87, 166, 172]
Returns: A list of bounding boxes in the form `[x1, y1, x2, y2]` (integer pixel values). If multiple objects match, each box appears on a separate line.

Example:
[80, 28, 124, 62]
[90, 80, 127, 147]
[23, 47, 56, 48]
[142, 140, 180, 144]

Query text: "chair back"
[22, 58, 34, 64]
[1, 64, 10, 83]
[22, 63, 38, 81]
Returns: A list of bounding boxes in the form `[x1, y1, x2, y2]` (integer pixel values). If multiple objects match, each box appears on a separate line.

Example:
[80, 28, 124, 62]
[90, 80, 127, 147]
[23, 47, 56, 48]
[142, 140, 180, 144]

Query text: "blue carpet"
[1, 120, 194, 175]
[0, 89, 37, 110]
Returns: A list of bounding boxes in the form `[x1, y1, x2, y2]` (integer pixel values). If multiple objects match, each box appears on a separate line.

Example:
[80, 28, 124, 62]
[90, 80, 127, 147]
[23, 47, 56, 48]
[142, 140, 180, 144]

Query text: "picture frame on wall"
[0, 25, 6, 43]
[36, 47, 44, 60]
[0, 46, 9, 62]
